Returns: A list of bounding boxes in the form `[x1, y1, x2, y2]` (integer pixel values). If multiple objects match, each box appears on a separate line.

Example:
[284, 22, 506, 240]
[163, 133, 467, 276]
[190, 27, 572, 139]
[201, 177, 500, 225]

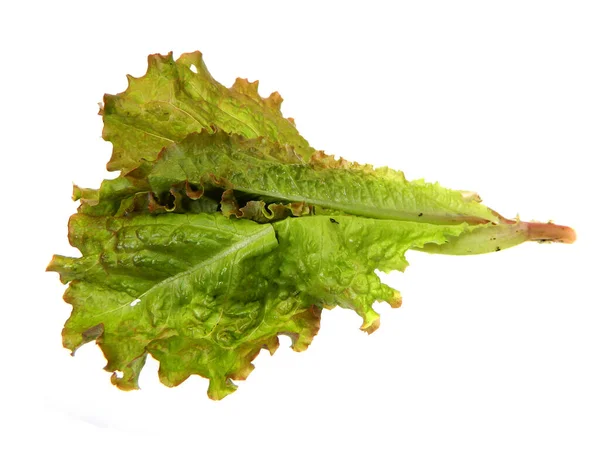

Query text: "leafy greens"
[48, 51, 575, 400]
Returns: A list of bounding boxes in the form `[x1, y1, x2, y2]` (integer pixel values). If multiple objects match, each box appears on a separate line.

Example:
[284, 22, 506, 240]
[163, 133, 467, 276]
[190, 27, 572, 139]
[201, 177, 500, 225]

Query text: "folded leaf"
[148, 132, 500, 224]
[78, 131, 501, 224]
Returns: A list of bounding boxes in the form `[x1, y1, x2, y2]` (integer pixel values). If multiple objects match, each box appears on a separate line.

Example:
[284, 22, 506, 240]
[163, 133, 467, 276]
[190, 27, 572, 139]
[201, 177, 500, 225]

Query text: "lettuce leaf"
[49, 51, 575, 399]
[48, 213, 472, 399]
[101, 51, 313, 174]
[75, 131, 500, 224]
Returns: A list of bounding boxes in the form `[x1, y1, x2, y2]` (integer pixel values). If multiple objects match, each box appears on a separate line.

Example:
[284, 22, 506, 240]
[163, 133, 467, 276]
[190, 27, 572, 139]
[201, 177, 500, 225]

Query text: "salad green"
[48, 51, 575, 399]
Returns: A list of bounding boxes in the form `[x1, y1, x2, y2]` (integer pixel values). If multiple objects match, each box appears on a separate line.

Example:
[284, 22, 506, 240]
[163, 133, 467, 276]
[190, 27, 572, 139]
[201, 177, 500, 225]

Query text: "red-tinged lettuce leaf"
[48, 213, 478, 399]
[76, 130, 502, 224]
[148, 131, 501, 225]
[101, 51, 313, 174]
[49, 213, 320, 399]
[50, 49, 576, 402]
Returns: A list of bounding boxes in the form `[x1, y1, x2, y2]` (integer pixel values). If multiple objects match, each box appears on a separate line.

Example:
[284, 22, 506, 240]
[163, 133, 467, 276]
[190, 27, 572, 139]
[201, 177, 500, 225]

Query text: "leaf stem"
[419, 219, 576, 256]
[522, 220, 576, 244]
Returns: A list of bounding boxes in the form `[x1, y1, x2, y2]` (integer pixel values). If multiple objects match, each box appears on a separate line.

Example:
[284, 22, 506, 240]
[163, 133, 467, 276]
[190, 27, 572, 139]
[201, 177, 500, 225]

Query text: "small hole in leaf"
[130, 299, 141, 307]
[114, 370, 124, 379]
[190, 64, 198, 74]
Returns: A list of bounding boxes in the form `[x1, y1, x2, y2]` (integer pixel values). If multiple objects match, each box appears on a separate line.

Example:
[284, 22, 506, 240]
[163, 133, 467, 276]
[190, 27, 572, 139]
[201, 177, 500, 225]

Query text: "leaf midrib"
[138, 224, 274, 302]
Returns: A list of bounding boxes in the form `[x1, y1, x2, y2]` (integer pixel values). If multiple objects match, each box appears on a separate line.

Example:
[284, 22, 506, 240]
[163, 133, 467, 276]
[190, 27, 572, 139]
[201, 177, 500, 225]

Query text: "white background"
[2, 1, 599, 449]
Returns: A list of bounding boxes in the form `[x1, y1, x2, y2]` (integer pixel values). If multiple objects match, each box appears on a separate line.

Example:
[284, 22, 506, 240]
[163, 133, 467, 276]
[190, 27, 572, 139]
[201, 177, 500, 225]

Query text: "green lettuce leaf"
[75, 130, 501, 225]
[101, 51, 313, 174]
[48, 213, 476, 398]
[148, 131, 501, 224]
